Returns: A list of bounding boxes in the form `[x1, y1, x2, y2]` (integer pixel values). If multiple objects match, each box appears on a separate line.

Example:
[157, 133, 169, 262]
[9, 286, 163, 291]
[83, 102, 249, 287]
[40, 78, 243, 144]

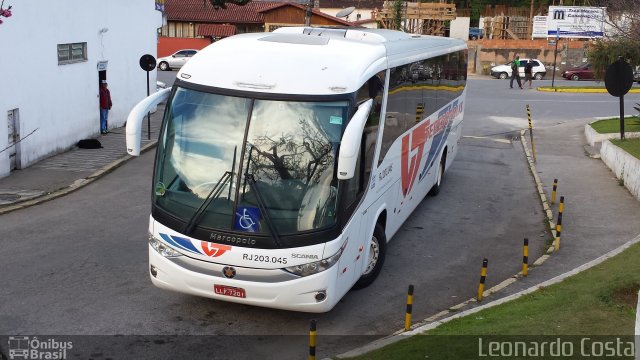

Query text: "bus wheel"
[428, 155, 445, 196]
[353, 223, 387, 289]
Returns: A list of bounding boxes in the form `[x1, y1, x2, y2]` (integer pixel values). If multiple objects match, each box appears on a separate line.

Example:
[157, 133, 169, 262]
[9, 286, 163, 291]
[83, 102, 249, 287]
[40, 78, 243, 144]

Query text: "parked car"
[490, 58, 546, 80]
[469, 27, 483, 40]
[562, 63, 596, 81]
[157, 49, 199, 71]
[634, 66, 640, 84]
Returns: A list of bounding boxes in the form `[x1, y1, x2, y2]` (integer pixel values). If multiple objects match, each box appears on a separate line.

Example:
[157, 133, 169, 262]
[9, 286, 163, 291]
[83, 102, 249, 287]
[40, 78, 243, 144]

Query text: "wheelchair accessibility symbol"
[234, 206, 261, 232]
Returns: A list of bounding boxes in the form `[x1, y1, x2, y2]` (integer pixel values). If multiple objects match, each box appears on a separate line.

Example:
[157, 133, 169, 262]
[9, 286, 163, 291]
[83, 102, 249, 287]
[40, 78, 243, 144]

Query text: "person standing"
[524, 60, 534, 89]
[99, 80, 112, 134]
[510, 55, 522, 89]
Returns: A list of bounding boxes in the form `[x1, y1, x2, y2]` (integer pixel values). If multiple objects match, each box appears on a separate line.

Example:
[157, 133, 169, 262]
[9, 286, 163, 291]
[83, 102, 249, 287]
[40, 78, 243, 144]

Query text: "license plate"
[214, 285, 246, 298]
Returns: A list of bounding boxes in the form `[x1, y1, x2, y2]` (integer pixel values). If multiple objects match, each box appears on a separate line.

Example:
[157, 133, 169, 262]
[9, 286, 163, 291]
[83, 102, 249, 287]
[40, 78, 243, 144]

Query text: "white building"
[0, 0, 163, 177]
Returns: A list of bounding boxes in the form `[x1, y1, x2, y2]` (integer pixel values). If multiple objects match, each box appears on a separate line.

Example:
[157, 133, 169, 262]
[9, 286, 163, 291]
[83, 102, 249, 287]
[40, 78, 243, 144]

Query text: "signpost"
[551, 28, 559, 88]
[139, 54, 157, 140]
[604, 58, 634, 140]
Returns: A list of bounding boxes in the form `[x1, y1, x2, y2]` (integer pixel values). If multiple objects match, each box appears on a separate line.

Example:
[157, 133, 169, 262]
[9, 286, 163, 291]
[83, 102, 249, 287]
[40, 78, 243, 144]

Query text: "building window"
[57, 42, 87, 65]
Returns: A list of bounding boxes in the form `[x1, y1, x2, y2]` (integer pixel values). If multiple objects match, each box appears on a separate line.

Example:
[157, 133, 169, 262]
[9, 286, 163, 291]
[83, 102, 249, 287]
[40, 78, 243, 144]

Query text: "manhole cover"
[0, 194, 21, 202]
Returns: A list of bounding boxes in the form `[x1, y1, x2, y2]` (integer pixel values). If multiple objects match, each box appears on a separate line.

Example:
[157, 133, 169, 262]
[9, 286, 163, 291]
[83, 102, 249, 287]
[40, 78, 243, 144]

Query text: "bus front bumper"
[148, 245, 339, 313]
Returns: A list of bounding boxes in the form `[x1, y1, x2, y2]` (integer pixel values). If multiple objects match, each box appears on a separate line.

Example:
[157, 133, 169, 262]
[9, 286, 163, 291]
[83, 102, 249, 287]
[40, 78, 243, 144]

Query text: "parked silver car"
[157, 49, 199, 71]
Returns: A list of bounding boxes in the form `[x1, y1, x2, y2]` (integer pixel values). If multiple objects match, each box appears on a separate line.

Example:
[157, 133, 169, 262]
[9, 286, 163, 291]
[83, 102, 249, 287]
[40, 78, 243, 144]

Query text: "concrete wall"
[468, 39, 591, 75]
[0, 1, 162, 177]
[450, 16, 470, 41]
[600, 140, 640, 201]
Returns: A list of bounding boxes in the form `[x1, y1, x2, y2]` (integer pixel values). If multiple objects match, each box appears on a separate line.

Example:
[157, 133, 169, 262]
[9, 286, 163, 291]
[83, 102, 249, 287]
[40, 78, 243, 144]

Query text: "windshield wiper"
[183, 171, 232, 235]
[244, 173, 281, 248]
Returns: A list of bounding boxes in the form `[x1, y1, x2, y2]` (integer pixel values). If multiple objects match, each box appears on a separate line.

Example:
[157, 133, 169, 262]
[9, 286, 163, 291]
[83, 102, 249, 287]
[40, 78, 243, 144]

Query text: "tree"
[205, 0, 250, 10]
[587, 0, 640, 77]
[0, 0, 12, 25]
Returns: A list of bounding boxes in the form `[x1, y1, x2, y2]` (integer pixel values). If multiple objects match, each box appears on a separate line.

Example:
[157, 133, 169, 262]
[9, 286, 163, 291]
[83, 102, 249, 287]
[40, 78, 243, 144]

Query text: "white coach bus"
[126, 27, 467, 312]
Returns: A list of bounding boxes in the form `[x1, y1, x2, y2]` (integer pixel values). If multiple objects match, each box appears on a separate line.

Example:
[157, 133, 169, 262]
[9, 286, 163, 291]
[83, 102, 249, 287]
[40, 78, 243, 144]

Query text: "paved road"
[1, 76, 636, 359]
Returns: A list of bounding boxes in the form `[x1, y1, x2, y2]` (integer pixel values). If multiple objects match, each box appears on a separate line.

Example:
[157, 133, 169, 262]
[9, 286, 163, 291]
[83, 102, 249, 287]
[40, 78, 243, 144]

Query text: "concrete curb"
[601, 140, 640, 201]
[538, 87, 640, 93]
[335, 233, 640, 359]
[636, 290, 640, 360]
[584, 122, 640, 148]
[0, 140, 157, 215]
[520, 129, 558, 255]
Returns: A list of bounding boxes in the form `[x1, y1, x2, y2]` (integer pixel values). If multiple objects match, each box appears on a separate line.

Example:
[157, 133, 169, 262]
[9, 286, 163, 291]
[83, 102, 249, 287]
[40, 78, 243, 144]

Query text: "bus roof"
[178, 27, 467, 96]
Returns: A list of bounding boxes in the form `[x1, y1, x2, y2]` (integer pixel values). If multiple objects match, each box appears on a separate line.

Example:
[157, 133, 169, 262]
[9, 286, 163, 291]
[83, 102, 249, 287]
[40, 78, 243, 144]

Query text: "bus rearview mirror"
[337, 99, 373, 180]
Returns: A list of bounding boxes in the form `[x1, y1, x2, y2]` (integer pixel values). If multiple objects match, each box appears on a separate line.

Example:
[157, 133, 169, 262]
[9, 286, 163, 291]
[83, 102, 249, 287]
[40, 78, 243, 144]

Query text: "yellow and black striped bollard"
[523, 238, 529, 277]
[477, 259, 488, 302]
[555, 196, 565, 251]
[416, 104, 424, 123]
[551, 179, 558, 205]
[527, 104, 536, 162]
[405, 285, 414, 331]
[309, 319, 317, 360]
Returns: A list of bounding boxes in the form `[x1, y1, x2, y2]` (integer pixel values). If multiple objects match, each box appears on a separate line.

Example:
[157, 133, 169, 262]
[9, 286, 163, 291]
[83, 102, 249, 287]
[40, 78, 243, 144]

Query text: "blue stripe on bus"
[159, 233, 200, 255]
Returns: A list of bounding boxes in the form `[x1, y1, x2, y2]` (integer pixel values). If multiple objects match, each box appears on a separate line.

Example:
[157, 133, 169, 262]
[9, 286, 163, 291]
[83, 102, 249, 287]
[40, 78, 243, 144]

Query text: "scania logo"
[210, 232, 257, 245]
[291, 254, 319, 259]
[222, 266, 236, 279]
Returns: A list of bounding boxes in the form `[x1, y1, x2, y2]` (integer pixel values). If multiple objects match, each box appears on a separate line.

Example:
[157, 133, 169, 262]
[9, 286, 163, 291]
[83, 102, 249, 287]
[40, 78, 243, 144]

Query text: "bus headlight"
[283, 246, 344, 277]
[149, 234, 183, 258]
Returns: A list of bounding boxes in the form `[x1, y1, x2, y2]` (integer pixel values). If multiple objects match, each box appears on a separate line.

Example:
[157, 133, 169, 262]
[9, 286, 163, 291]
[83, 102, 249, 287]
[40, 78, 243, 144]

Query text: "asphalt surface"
[1, 75, 639, 360]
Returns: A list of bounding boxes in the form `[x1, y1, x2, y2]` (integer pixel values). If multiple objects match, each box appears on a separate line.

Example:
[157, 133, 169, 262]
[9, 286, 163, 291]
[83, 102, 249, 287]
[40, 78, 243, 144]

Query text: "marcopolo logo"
[7, 336, 72, 360]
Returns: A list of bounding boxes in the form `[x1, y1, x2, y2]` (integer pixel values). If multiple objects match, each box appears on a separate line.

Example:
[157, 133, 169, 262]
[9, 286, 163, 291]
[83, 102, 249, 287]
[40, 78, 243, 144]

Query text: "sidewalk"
[0, 104, 165, 214]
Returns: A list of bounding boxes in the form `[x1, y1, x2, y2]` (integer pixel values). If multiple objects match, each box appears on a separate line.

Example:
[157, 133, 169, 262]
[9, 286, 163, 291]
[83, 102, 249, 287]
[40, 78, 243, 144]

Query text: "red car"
[562, 63, 596, 81]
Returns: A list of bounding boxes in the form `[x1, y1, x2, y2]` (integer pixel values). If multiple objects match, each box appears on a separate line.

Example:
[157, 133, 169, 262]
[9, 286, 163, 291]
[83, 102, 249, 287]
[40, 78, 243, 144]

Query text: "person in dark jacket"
[99, 80, 113, 134]
[510, 55, 522, 89]
[524, 60, 534, 89]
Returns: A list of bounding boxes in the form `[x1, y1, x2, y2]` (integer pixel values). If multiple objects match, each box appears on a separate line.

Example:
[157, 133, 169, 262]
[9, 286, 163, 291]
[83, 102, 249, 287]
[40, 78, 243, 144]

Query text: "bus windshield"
[154, 86, 349, 237]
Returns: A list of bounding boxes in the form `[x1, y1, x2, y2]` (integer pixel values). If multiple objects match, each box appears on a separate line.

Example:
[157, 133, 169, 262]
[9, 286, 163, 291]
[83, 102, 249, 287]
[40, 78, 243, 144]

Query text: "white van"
[490, 58, 546, 80]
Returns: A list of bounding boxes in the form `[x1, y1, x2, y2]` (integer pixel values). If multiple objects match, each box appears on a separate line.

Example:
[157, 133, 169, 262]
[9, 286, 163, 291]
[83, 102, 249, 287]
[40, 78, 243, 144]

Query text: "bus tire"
[428, 154, 445, 196]
[353, 223, 386, 289]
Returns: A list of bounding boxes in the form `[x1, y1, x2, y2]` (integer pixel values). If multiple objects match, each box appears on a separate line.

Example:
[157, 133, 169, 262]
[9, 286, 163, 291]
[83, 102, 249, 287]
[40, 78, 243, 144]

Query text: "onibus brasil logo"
[7, 336, 72, 360]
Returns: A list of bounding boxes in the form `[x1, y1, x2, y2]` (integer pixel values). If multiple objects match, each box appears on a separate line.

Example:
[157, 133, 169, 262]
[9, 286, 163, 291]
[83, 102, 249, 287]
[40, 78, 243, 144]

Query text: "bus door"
[337, 74, 385, 289]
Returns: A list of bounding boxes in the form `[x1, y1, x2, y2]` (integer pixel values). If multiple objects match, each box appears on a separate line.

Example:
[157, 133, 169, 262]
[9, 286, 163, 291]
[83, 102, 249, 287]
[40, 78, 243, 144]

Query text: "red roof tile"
[197, 24, 237, 37]
[165, 0, 278, 23]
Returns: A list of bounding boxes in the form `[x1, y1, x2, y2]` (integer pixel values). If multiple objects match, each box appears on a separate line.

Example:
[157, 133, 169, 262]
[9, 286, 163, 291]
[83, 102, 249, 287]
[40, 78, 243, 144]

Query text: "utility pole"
[304, 0, 312, 26]
[528, 0, 534, 38]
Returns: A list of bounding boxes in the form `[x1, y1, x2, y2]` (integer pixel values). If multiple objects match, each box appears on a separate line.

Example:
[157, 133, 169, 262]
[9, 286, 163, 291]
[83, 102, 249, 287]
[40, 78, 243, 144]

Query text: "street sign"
[547, 6, 606, 39]
[605, 59, 634, 97]
[138, 54, 157, 141]
[604, 58, 634, 140]
[139, 54, 157, 72]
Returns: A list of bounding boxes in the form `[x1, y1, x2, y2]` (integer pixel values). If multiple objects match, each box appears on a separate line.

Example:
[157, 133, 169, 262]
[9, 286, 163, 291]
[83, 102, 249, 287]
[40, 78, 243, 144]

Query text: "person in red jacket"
[99, 80, 113, 134]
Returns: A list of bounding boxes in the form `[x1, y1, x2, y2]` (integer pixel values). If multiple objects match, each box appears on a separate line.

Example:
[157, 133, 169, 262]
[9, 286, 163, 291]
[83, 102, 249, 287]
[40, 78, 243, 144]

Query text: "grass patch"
[612, 138, 640, 160]
[591, 118, 640, 134]
[346, 242, 640, 360]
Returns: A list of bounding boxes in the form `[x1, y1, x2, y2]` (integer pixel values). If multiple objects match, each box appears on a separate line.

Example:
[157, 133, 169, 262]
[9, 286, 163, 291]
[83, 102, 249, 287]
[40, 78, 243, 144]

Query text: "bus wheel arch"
[353, 218, 387, 289]
[429, 147, 447, 196]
